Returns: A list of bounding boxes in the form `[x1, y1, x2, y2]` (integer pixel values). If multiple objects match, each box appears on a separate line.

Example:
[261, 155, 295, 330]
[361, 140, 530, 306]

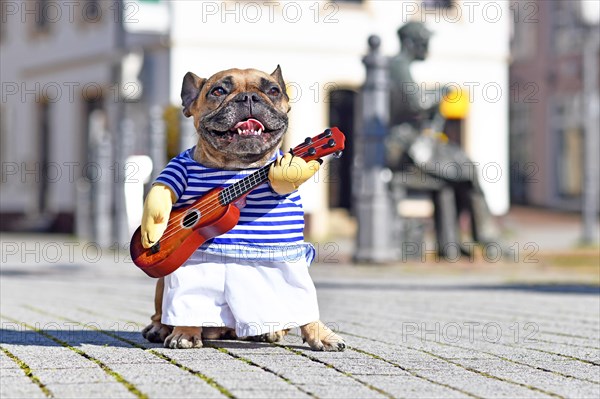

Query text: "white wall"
[409, 0, 512, 215]
[168, 1, 366, 237]
[169, 0, 511, 228]
[0, 1, 116, 214]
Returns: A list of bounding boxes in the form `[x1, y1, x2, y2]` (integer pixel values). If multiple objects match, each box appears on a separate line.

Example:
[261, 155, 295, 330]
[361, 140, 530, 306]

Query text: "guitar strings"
[153, 164, 273, 245]
[150, 130, 341, 247]
[153, 148, 307, 245]
[154, 139, 320, 244]
[146, 132, 340, 247]
[146, 136, 335, 247]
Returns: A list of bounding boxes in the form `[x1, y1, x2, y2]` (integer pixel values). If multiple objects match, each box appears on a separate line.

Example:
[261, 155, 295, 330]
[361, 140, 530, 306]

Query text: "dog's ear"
[181, 72, 206, 117]
[270, 65, 288, 99]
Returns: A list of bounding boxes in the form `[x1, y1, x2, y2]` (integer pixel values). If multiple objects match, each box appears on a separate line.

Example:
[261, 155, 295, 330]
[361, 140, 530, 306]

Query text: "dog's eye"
[211, 87, 227, 97]
[268, 87, 280, 96]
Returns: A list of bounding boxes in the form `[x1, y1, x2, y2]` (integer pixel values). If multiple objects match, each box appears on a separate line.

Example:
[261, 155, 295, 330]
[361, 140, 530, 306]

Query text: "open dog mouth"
[232, 118, 264, 136]
[207, 118, 281, 141]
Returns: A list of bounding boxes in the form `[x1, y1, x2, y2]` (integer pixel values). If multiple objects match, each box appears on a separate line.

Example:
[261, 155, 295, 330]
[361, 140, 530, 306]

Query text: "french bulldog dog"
[140, 66, 346, 351]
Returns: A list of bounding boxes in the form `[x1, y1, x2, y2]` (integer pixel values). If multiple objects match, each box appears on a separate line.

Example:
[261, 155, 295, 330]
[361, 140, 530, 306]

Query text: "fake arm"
[140, 183, 177, 248]
[268, 153, 320, 195]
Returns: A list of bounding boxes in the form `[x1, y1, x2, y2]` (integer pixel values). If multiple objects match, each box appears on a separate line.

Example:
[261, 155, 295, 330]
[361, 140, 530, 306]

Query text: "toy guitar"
[130, 128, 345, 278]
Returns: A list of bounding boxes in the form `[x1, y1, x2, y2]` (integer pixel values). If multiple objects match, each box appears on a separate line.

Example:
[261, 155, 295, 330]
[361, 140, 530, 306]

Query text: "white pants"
[162, 251, 320, 337]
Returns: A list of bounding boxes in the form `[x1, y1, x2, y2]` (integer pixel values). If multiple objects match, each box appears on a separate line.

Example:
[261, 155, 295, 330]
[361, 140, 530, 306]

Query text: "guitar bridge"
[150, 242, 161, 254]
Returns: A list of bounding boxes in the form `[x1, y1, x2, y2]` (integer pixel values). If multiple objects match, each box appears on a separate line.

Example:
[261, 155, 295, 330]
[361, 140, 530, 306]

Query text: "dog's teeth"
[236, 127, 263, 136]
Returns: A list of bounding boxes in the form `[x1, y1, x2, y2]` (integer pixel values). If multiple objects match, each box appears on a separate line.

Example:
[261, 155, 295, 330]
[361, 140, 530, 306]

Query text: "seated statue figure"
[387, 21, 502, 255]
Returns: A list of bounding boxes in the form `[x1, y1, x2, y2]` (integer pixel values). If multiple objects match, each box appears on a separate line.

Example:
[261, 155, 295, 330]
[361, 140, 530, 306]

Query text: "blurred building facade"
[1, 0, 511, 242]
[0, 0, 170, 236]
[510, 0, 600, 212]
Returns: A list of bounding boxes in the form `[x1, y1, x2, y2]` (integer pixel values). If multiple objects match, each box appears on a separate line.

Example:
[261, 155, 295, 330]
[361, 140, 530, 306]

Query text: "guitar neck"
[217, 127, 345, 206]
[218, 164, 271, 205]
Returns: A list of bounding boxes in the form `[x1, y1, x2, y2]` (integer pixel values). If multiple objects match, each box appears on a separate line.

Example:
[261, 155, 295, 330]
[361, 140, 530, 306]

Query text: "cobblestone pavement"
[1, 234, 599, 399]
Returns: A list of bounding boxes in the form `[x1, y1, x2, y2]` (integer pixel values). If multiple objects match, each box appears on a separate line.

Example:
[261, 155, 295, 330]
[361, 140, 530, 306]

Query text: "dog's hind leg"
[301, 321, 346, 352]
[202, 327, 237, 340]
[141, 277, 172, 343]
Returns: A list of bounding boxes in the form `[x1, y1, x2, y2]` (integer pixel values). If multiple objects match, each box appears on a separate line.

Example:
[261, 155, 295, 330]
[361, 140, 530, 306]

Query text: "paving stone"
[228, 388, 311, 399]
[0, 376, 47, 399]
[304, 383, 389, 399]
[0, 344, 103, 370]
[47, 382, 136, 399]
[80, 346, 168, 365]
[33, 368, 116, 384]
[0, 351, 21, 369]
[0, 368, 29, 378]
[134, 383, 228, 399]
[355, 375, 472, 399]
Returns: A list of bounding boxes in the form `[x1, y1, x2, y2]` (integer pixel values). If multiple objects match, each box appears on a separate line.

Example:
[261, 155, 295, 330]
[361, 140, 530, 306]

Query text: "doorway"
[327, 89, 357, 211]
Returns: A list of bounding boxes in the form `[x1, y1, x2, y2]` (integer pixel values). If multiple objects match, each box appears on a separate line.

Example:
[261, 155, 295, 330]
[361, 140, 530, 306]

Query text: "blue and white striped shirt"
[155, 147, 314, 263]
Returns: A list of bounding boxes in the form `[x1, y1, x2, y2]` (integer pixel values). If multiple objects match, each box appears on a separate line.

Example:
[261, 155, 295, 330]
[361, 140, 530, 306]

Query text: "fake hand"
[268, 153, 320, 195]
[141, 184, 177, 249]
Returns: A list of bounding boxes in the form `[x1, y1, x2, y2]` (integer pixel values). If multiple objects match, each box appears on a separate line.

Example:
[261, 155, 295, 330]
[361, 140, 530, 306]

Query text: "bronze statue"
[389, 21, 445, 129]
[387, 22, 503, 257]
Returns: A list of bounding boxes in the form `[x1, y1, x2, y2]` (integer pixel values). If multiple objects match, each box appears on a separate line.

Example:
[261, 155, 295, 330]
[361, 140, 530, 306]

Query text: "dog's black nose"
[234, 92, 261, 103]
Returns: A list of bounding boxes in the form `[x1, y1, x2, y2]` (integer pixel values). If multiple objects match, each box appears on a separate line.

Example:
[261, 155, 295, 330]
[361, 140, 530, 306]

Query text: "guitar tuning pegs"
[307, 147, 317, 156]
[323, 128, 332, 137]
[333, 151, 343, 158]
[304, 137, 312, 145]
[327, 139, 336, 147]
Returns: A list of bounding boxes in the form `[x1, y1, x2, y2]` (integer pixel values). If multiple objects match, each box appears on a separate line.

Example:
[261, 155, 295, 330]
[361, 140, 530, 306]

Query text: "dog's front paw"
[142, 321, 172, 343]
[165, 327, 203, 349]
[301, 321, 346, 352]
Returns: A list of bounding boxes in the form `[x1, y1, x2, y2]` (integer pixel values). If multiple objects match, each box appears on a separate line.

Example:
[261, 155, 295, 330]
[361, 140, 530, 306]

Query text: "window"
[35, 0, 51, 33]
[38, 100, 51, 212]
[0, 106, 8, 169]
[327, 89, 357, 210]
[83, 97, 103, 169]
[28, 0, 55, 37]
[422, 0, 453, 8]
[0, 9, 6, 43]
[551, 0, 584, 54]
[509, 101, 531, 204]
[511, 1, 538, 61]
[83, 0, 102, 24]
[552, 97, 583, 198]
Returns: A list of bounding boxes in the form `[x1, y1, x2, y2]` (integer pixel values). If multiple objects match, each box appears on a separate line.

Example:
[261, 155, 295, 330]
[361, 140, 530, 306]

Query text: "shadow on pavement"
[0, 329, 150, 348]
[0, 329, 311, 349]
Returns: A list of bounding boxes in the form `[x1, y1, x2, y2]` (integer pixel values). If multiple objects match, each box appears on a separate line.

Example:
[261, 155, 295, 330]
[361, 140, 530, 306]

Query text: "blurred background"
[0, 0, 598, 267]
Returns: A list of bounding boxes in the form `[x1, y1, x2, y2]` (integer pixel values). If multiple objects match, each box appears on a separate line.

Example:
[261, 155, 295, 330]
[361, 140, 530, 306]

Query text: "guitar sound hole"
[182, 210, 200, 228]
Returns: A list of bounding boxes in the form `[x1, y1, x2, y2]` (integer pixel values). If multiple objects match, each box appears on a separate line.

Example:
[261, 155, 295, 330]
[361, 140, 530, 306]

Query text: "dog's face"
[181, 66, 290, 169]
